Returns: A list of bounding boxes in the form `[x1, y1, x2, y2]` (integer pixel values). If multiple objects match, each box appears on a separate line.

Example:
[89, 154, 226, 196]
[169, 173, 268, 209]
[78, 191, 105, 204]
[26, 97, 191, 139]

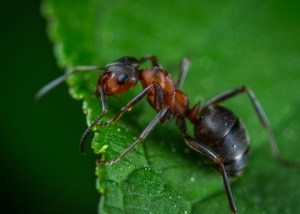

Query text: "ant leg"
[35, 65, 104, 101]
[202, 86, 300, 167]
[80, 82, 164, 153]
[138, 56, 191, 89]
[98, 107, 169, 166]
[79, 84, 111, 152]
[138, 55, 161, 67]
[176, 57, 191, 90]
[80, 109, 107, 153]
[183, 134, 237, 214]
[98, 82, 164, 127]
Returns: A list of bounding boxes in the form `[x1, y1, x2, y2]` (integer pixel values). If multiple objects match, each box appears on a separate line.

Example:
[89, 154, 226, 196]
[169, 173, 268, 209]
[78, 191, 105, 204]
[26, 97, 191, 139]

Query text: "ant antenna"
[35, 66, 104, 101]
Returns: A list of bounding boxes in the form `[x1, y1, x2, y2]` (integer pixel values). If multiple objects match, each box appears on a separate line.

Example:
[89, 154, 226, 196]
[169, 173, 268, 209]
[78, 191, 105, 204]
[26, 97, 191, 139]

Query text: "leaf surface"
[43, 0, 300, 213]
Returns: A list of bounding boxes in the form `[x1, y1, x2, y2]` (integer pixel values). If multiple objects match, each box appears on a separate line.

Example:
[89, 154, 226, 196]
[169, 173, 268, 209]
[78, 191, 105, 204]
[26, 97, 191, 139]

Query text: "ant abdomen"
[194, 105, 250, 176]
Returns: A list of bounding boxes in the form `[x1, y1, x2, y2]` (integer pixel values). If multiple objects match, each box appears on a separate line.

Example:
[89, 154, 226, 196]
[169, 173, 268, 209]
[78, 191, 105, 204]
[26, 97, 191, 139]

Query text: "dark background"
[1, 1, 98, 213]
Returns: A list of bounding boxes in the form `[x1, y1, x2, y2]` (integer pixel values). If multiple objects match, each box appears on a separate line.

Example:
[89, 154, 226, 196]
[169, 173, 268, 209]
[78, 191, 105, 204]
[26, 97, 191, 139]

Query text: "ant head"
[96, 57, 140, 97]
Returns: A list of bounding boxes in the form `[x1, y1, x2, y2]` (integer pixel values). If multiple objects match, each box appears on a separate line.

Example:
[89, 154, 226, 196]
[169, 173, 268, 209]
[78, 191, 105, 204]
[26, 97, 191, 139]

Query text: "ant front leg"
[183, 133, 237, 214]
[202, 86, 300, 167]
[84, 82, 168, 165]
[97, 82, 164, 127]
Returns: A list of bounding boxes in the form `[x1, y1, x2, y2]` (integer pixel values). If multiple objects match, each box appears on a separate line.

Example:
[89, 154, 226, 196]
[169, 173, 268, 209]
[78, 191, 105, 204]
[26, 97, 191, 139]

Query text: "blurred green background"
[1, 0, 300, 213]
[1, 0, 97, 213]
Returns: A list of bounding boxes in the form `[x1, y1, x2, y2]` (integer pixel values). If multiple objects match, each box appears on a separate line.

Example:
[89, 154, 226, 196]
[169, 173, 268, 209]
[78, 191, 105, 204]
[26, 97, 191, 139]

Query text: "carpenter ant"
[36, 55, 300, 213]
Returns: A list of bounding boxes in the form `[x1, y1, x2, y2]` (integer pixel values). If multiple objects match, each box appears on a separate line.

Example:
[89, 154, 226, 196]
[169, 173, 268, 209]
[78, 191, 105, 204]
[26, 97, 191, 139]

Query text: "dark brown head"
[96, 56, 140, 97]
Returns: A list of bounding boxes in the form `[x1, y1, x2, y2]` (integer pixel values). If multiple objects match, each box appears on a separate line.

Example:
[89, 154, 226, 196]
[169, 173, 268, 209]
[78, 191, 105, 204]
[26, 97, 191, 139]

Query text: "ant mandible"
[36, 55, 300, 214]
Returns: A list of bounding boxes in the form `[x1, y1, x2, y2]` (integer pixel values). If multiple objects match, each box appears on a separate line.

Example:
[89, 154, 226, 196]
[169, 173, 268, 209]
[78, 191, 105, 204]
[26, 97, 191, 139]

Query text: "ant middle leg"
[201, 86, 300, 167]
[97, 107, 170, 166]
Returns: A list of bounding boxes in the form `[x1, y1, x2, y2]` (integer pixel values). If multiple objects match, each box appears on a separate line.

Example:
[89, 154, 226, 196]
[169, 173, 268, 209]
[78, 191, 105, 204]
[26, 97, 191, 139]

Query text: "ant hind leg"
[202, 86, 300, 167]
[183, 134, 237, 214]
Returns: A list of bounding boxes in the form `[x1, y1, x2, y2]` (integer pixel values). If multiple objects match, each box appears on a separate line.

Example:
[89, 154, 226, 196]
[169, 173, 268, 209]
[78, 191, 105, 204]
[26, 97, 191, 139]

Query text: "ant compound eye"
[117, 74, 129, 85]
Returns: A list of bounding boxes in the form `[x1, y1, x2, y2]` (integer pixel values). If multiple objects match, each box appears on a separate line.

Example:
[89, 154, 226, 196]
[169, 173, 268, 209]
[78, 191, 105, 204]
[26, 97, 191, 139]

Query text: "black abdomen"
[194, 105, 250, 176]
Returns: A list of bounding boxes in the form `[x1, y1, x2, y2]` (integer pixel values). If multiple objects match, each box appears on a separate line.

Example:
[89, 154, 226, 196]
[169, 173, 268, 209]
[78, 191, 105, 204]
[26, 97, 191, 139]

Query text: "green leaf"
[43, 0, 300, 213]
